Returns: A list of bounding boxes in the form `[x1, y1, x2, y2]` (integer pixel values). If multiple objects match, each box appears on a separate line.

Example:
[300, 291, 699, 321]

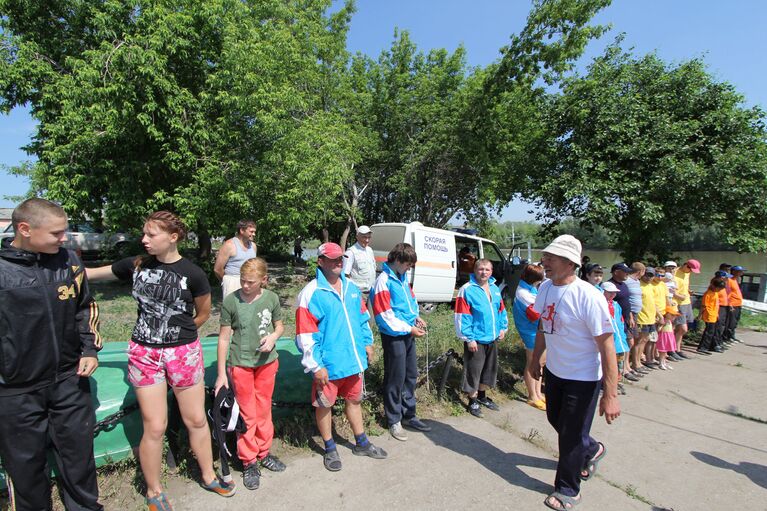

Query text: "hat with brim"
[664, 261, 678, 268]
[601, 281, 619, 293]
[644, 267, 656, 276]
[542, 235, 582, 267]
[665, 306, 681, 316]
[318, 242, 346, 259]
[357, 225, 371, 235]
[685, 259, 701, 273]
[611, 263, 635, 274]
[731, 265, 746, 272]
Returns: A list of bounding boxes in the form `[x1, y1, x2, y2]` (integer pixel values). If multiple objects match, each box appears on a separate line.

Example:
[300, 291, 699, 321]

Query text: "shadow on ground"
[690, 451, 767, 491]
[422, 419, 555, 493]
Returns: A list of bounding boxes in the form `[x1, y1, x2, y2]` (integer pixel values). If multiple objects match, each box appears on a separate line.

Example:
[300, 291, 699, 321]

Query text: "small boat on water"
[0, 336, 311, 490]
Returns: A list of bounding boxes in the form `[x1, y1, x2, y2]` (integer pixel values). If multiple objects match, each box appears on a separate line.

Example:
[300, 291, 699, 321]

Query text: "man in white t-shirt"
[343, 225, 376, 293]
[529, 235, 620, 511]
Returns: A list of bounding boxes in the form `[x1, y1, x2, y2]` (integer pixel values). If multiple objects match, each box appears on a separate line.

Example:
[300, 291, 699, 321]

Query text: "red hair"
[145, 210, 187, 241]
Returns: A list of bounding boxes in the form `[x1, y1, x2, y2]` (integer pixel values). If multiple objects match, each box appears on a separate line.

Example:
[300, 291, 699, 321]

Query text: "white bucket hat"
[542, 235, 582, 267]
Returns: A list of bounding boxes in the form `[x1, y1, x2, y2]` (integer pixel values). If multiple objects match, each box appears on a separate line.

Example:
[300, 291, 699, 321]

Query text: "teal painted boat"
[0, 336, 310, 490]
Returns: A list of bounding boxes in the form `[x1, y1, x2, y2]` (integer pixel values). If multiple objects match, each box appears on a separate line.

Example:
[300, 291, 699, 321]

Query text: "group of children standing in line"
[573, 258, 745, 393]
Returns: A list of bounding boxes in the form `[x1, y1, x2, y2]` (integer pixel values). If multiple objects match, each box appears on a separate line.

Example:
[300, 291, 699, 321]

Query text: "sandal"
[580, 442, 607, 481]
[527, 399, 546, 411]
[146, 492, 173, 511]
[544, 491, 581, 510]
[323, 449, 342, 472]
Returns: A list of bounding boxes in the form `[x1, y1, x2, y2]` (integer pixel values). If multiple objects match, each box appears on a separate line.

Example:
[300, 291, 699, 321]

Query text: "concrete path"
[165, 331, 767, 511]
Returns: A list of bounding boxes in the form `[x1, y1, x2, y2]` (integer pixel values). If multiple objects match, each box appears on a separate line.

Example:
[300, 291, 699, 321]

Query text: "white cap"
[601, 281, 619, 293]
[664, 260, 678, 267]
[356, 225, 371, 235]
[542, 235, 582, 267]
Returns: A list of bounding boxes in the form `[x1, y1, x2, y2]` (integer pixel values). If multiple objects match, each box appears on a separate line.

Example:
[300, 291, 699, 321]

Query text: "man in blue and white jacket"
[295, 242, 387, 472]
[371, 243, 431, 441]
[454, 258, 509, 418]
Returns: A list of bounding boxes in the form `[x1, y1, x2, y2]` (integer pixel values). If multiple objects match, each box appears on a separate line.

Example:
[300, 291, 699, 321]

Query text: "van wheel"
[419, 302, 437, 315]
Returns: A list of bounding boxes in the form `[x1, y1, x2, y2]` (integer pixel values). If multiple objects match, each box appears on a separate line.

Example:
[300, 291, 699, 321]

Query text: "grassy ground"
[16, 263, 529, 509]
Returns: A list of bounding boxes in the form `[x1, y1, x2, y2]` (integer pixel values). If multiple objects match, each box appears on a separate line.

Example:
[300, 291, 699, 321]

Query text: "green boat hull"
[0, 336, 310, 489]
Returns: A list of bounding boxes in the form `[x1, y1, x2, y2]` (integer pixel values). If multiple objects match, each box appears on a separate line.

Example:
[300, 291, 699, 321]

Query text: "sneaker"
[624, 372, 640, 382]
[696, 348, 712, 355]
[676, 351, 690, 359]
[202, 476, 237, 497]
[242, 463, 261, 490]
[617, 383, 626, 395]
[146, 492, 173, 511]
[468, 400, 483, 418]
[260, 454, 286, 472]
[352, 442, 387, 459]
[389, 422, 408, 441]
[668, 352, 682, 361]
[476, 396, 500, 411]
[402, 417, 432, 432]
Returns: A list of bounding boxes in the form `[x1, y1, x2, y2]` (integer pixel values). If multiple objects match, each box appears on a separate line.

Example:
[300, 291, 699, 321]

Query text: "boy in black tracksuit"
[0, 199, 103, 511]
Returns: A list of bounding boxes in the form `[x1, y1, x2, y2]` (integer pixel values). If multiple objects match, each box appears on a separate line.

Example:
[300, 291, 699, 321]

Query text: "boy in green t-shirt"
[216, 257, 286, 490]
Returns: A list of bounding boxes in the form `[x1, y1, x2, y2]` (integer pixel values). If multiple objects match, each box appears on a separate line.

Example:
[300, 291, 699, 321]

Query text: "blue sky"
[2, 0, 766, 220]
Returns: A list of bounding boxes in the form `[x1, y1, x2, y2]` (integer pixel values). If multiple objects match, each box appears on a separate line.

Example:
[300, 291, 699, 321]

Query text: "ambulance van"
[369, 222, 531, 312]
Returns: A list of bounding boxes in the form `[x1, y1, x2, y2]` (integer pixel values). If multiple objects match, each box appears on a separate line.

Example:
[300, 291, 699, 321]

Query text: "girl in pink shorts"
[88, 211, 234, 510]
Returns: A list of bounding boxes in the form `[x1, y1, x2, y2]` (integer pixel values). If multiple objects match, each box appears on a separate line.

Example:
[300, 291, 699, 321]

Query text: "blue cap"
[731, 265, 746, 272]
[715, 270, 733, 278]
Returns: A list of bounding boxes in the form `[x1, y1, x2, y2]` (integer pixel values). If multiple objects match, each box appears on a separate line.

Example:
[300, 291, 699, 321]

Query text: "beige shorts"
[222, 274, 241, 299]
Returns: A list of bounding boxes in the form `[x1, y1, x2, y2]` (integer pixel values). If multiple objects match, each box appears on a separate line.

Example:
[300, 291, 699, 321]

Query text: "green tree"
[528, 42, 767, 261]
[0, 0, 358, 253]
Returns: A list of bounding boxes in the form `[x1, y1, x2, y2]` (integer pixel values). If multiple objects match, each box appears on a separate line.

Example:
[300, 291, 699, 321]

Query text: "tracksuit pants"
[715, 309, 729, 348]
[229, 360, 279, 465]
[0, 373, 102, 511]
[381, 333, 418, 426]
[724, 306, 742, 341]
[544, 367, 601, 498]
[698, 321, 719, 351]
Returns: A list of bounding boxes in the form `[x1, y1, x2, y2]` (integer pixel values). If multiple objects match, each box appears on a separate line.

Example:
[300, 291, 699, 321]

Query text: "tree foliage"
[0, 0, 358, 250]
[528, 42, 767, 261]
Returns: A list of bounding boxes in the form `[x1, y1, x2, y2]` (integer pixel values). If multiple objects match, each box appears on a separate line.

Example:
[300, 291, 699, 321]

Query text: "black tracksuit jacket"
[0, 237, 102, 396]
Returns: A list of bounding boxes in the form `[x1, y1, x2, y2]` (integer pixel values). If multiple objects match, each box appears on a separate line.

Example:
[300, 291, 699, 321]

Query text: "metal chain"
[93, 403, 140, 434]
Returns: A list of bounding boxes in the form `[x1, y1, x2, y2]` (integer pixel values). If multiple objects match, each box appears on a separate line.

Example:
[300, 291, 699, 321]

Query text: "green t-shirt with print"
[221, 288, 282, 367]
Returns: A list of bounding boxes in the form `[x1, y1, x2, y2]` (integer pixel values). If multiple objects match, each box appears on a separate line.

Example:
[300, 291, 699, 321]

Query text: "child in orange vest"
[696, 277, 726, 355]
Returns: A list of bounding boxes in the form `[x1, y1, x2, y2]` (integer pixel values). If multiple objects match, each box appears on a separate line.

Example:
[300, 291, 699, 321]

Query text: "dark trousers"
[0, 374, 102, 511]
[715, 310, 729, 348]
[544, 368, 601, 498]
[698, 322, 718, 351]
[724, 306, 741, 341]
[381, 333, 418, 426]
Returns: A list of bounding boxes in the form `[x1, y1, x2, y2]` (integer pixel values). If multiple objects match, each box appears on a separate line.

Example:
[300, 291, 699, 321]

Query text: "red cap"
[317, 242, 345, 259]
[685, 259, 701, 273]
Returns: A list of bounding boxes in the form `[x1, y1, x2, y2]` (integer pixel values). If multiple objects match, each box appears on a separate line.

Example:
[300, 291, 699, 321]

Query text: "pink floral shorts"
[127, 339, 204, 388]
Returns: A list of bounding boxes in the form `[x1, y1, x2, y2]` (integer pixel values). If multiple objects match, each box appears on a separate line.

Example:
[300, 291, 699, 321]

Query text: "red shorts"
[312, 374, 363, 408]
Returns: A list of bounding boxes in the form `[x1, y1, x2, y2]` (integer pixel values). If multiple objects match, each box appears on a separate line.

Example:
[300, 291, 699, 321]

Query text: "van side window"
[482, 242, 505, 282]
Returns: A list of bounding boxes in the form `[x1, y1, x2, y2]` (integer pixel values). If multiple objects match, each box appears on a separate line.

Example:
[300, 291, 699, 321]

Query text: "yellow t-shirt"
[675, 272, 691, 306]
[638, 281, 657, 325]
[652, 281, 668, 316]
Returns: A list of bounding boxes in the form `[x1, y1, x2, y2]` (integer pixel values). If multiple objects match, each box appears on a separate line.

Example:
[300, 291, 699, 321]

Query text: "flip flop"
[527, 399, 546, 411]
[580, 442, 607, 481]
[544, 491, 581, 510]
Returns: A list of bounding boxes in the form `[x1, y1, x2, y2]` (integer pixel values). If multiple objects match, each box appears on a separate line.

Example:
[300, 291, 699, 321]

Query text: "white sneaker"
[389, 422, 408, 441]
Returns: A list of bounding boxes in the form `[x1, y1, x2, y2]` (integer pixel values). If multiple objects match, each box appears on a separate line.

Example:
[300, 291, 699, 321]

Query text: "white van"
[369, 222, 531, 311]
